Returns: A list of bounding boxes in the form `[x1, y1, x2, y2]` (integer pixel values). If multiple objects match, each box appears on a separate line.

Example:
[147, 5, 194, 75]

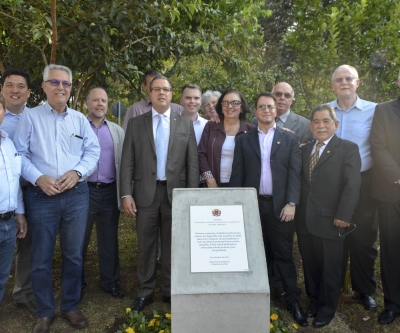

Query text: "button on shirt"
[0, 130, 24, 214]
[330, 96, 376, 172]
[152, 109, 171, 181]
[13, 103, 100, 185]
[0, 107, 29, 140]
[87, 117, 116, 183]
[258, 125, 276, 195]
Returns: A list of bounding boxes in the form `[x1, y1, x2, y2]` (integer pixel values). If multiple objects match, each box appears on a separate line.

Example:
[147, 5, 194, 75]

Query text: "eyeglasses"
[221, 100, 242, 107]
[151, 87, 172, 93]
[203, 100, 217, 108]
[45, 79, 72, 88]
[333, 77, 357, 83]
[257, 104, 276, 112]
[339, 223, 357, 237]
[274, 92, 293, 99]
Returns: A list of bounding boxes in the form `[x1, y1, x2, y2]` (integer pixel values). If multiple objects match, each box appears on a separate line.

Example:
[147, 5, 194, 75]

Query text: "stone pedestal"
[171, 188, 270, 333]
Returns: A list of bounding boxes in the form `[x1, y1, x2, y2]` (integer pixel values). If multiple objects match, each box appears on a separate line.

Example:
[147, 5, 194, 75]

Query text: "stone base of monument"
[171, 188, 270, 333]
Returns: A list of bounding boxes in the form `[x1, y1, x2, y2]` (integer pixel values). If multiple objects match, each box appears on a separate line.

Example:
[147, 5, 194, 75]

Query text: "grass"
[0, 214, 399, 332]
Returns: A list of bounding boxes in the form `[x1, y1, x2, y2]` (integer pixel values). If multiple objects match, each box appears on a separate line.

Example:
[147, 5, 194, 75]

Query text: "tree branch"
[50, 0, 58, 64]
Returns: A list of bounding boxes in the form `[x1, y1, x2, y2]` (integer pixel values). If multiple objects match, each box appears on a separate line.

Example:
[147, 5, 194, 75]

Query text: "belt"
[156, 180, 167, 186]
[0, 211, 15, 221]
[87, 181, 115, 189]
[258, 195, 273, 201]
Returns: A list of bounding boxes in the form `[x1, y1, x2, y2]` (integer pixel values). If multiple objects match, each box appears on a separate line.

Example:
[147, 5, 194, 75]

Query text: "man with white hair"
[370, 70, 400, 325]
[14, 64, 100, 333]
[329, 65, 378, 312]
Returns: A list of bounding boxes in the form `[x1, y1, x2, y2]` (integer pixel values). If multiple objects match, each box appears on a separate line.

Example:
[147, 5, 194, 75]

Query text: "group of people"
[1, 63, 400, 332]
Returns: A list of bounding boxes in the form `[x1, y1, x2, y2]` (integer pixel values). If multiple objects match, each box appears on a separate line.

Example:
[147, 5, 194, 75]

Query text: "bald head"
[272, 82, 295, 116]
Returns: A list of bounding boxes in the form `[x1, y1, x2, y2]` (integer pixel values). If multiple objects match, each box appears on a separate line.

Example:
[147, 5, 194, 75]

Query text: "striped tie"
[307, 142, 324, 182]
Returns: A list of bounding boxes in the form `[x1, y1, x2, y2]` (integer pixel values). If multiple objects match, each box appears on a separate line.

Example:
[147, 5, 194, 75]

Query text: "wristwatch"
[74, 170, 82, 179]
[288, 202, 296, 206]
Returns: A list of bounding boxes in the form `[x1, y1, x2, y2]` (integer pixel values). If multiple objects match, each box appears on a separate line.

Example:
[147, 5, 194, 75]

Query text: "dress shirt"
[258, 125, 276, 195]
[0, 130, 24, 214]
[87, 117, 116, 183]
[310, 135, 334, 157]
[122, 98, 183, 131]
[276, 110, 291, 128]
[193, 113, 208, 145]
[0, 107, 29, 140]
[152, 109, 171, 181]
[13, 102, 100, 185]
[330, 96, 376, 172]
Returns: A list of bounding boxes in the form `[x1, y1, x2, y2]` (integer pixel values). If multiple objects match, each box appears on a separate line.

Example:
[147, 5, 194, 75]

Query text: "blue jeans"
[0, 216, 16, 303]
[27, 182, 89, 317]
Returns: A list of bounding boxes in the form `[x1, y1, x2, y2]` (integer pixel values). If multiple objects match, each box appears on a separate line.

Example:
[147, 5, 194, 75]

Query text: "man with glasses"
[369, 71, 400, 325]
[122, 69, 183, 131]
[296, 104, 361, 328]
[230, 92, 307, 327]
[252, 82, 312, 144]
[0, 68, 35, 314]
[14, 64, 100, 333]
[121, 75, 198, 312]
[329, 65, 378, 312]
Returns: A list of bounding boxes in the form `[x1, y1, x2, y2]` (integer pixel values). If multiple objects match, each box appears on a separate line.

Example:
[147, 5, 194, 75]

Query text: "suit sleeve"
[186, 121, 199, 188]
[120, 118, 135, 196]
[286, 136, 302, 204]
[229, 135, 245, 187]
[335, 143, 361, 222]
[370, 104, 400, 183]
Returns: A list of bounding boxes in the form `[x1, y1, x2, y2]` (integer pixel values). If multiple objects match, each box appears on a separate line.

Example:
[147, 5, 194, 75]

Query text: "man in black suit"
[230, 92, 307, 327]
[370, 73, 400, 325]
[296, 104, 361, 328]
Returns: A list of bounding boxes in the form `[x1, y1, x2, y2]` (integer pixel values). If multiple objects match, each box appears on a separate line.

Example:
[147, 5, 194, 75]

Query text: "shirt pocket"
[70, 136, 84, 156]
[352, 120, 370, 138]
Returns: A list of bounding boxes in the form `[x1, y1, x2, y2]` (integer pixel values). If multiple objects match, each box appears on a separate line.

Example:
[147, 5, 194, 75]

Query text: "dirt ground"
[0, 215, 399, 333]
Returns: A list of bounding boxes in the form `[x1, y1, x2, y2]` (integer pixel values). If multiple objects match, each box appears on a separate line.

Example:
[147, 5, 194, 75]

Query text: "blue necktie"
[156, 114, 166, 180]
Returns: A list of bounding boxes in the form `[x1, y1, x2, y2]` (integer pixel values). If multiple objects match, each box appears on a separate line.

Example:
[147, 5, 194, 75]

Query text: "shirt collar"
[332, 95, 362, 111]
[152, 108, 171, 119]
[44, 102, 69, 116]
[258, 123, 276, 134]
[87, 115, 107, 126]
[0, 129, 8, 139]
[5, 105, 28, 117]
[278, 109, 291, 123]
[315, 134, 334, 147]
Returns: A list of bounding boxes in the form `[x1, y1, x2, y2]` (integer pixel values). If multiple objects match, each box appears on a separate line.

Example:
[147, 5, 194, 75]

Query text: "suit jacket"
[252, 111, 313, 144]
[107, 121, 125, 208]
[370, 97, 400, 203]
[120, 110, 199, 206]
[297, 135, 361, 240]
[229, 126, 302, 219]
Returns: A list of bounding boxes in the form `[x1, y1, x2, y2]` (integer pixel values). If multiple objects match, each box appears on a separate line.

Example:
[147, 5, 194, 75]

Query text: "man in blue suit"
[230, 92, 307, 327]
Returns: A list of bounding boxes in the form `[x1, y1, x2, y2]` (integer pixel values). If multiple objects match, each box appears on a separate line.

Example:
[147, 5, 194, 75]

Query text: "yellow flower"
[270, 323, 273, 329]
[159, 331, 164, 333]
[125, 328, 134, 333]
[156, 320, 160, 326]
[125, 308, 131, 314]
[153, 314, 160, 318]
[292, 323, 299, 329]
[270, 313, 279, 321]
[148, 318, 156, 327]
[165, 313, 172, 320]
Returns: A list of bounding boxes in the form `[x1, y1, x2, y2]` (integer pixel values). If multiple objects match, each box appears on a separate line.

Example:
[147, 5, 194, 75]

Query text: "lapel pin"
[327, 151, 330, 153]
[277, 141, 281, 144]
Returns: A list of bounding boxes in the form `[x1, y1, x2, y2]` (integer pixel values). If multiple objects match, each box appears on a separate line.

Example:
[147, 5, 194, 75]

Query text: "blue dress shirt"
[0, 107, 29, 140]
[330, 96, 376, 172]
[0, 130, 24, 214]
[13, 103, 100, 185]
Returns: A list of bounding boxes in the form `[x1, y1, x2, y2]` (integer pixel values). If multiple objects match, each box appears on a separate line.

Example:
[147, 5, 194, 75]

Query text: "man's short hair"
[181, 83, 202, 95]
[0, 93, 5, 110]
[1, 68, 31, 89]
[255, 92, 276, 106]
[86, 87, 108, 102]
[331, 65, 359, 81]
[142, 69, 161, 85]
[149, 75, 173, 91]
[43, 64, 73, 82]
[310, 104, 337, 121]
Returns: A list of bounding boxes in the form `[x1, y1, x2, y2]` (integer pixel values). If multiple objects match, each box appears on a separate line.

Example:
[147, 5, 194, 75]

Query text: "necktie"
[156, 114, 166, 180]
[307, 142, 324, 182]
[276, 117, 283, 128]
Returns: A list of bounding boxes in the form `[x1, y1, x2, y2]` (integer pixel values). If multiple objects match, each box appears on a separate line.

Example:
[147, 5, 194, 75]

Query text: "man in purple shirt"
[82, 87, 125, 299]
[122, 69, 183, 131]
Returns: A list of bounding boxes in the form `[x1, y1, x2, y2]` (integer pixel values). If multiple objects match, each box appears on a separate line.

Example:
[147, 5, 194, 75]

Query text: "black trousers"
[258, 198, 301, 304]
[298, 232, 343, 322]
[82, 182, 121, 292]
[342, 168, 378, 295]
[377, 200, 400, 313]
